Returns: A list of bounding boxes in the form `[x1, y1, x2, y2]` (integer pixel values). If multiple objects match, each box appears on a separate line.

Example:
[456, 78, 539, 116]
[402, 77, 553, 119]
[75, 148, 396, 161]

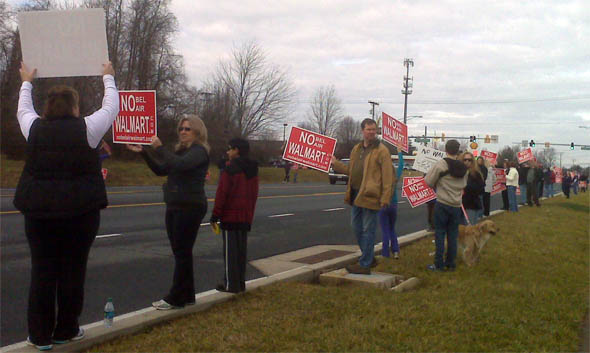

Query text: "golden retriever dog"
[458, 220, 499, 266]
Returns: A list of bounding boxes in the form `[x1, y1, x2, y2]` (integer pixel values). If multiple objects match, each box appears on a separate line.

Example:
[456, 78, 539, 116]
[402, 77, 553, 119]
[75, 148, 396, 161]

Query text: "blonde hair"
[462, 152, 484, 180]
[176, 115, 210, 153]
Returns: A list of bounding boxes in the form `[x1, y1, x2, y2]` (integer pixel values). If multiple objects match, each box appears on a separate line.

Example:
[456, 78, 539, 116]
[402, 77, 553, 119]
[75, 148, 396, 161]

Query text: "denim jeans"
[433, 202, 462, 270]
[544, 183, 554, 198]
[507, 186, 518, 212]
[351, 191, 378, 268]
[465, 208, 480, 225]
[573, 182, 579, 195]
[378, 203, 399, 257]
[519, 183, 527, 204]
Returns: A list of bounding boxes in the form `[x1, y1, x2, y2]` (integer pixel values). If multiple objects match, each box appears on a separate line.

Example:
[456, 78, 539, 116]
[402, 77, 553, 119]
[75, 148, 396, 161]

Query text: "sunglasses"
[464, 159, 473, 162]
[178, 127, 191, 132]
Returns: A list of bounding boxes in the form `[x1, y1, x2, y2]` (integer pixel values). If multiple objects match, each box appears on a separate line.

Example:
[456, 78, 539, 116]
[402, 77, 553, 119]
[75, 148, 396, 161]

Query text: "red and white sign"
[381, 112, 408, 153]
[491, 168, 506, 196]
[516, 186, 521, 196]
[580, 181, 587, 189]
[472, 150, 479, 157]
[480, 150, 498, 166]
[101, 168, 108, 180]
[282, 127, 337, 173]
[554, 167, 562, 184]
[402, 178, 437, 208]
[517, 148, 534, 164]
[113, 90, 157, 145]
[401, 176, 424, 197]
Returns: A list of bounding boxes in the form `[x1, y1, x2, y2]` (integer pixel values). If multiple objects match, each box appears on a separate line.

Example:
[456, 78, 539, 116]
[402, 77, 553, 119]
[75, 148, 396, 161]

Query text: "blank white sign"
[18, 8, 109, 78]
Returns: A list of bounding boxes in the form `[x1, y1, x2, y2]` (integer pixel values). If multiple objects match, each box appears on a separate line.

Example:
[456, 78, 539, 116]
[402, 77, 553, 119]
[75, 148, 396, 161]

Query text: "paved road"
[0, 183, 504, 346]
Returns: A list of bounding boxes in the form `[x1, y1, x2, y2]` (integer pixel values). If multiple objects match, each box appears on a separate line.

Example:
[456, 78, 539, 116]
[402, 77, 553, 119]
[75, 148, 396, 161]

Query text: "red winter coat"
[212, 157, 259, 230]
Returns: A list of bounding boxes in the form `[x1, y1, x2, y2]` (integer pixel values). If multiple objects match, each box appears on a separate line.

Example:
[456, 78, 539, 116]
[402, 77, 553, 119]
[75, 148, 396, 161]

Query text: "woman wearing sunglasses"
[461, 152, 485, 225]
[127, 115, 210, 309]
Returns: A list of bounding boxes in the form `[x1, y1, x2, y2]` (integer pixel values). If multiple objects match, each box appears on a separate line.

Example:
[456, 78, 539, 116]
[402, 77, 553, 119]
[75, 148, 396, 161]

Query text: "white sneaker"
[152, 299, 180, 310]
[53, 328, 84, 344]
[393, 252, 400, 259]
[27, 337, 53, 351]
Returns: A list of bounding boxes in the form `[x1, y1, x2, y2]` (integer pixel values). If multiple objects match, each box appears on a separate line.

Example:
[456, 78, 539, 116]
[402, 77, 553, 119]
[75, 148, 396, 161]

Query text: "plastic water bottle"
[104, 298, 115, 327]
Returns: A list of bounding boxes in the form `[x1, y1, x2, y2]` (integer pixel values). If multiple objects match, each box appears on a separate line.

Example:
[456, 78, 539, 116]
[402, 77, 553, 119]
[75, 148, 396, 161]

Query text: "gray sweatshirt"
[424, 158, 469, 207]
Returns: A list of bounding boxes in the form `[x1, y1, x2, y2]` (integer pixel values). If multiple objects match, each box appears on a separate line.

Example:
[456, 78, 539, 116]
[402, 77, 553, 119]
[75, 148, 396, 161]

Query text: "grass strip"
[89, 193, 589, 352]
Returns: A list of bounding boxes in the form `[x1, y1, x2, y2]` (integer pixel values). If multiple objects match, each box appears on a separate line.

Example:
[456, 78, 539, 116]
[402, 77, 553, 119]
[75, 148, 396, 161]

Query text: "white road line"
[322, 208, 345, 212]
[398, 201, 406, 204]
[268, 213, 295, 218]
[96, 233, 122, 239]
[201, 222, 210, 226]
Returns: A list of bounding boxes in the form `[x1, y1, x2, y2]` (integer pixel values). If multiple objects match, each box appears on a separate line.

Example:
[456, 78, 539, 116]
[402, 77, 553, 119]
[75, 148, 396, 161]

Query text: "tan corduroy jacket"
[332, 140, 394, 210]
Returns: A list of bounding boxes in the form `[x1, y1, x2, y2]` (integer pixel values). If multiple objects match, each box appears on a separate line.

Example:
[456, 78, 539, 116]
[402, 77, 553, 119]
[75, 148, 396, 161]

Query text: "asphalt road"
[0, 183, 504, 346]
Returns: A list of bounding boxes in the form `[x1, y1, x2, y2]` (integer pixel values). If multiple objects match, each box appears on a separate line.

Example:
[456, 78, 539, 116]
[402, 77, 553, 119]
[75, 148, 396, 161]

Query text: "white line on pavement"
[96, 233, 122, 239]
[201, 222, 210, 226]
[398, 201, 406, 204]
[268, 213, 295, 218]
[322, 208, 345, 212]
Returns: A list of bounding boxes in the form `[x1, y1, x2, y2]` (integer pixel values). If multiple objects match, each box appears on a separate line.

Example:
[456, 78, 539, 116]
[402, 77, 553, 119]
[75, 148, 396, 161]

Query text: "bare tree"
[214, 41, 295, 138]
[297, 121, 316, 132]
[497, 145, 521, 165]
[333, 116, 361, 157]
[533, 147, 557, 167]
[306, 85, 342, 136]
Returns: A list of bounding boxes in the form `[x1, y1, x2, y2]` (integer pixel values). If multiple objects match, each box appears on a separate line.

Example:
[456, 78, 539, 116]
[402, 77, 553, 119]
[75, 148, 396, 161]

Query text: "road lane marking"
[322, 208, 345, 212]
[398, 201, 406, 204]
[268, 213, 294, 218]
[96, 233, 122, 239]
[0, 192, 346, 215]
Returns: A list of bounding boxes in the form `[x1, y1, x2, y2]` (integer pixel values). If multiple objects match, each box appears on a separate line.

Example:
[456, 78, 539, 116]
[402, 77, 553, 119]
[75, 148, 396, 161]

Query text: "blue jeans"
[465, 208, 479, 225]
[433, 202, 462, 270]
[351, 201, 378, 268]
[573, 182, 579, 195]
[507, 186, 518, 212]
[378, 204, 399, 257]
[544, 183, 554, 198]
[519, 183, 527, 204]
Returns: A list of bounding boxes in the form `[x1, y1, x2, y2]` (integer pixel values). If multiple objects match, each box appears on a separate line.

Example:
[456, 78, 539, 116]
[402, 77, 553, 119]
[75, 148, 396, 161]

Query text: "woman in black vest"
[14, 62, 119, 350]
[127, 115, 209, 310]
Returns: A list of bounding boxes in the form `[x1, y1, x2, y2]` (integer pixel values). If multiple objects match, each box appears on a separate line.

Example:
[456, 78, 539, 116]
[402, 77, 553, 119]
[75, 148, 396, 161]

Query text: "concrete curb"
[0, 227, 457, 352]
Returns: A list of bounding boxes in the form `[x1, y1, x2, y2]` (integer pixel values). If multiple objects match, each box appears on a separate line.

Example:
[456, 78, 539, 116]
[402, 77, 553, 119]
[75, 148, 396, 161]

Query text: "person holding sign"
[379, 152, 403, 259]
[331, 118, 394, 274]
[424, 140, 468, 272]
[13, 62, 118, 349]
[127, 115, 210, 310]
[210, 138, 259, 293]
[506, 162, 520, 211]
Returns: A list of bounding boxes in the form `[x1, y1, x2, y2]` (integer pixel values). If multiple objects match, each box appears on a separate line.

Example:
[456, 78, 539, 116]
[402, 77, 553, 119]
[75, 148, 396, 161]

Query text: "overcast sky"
[8, 0, 590, 166]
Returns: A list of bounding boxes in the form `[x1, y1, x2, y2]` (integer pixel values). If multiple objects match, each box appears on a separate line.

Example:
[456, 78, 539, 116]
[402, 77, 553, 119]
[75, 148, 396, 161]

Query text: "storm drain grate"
[292, 250, 355, 264]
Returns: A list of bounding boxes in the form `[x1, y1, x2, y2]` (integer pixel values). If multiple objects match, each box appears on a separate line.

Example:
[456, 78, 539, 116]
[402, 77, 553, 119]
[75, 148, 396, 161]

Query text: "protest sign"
[113, 91, 157, 145]
[402, 178, 436, 208]
[412, 146, 445, 173]
[517, 148, 534, 164]
[381, 112, 408, 153]
[18, 9, 109, 78]
[101, 168, 108, 180]
[480, 150, 498, 165]
[580, 181, 587, 189]
[554, 167, 562, 184]
[401, 176, 424, 197]
[491, 169, 506, 195]
[282, 127, 337, 173]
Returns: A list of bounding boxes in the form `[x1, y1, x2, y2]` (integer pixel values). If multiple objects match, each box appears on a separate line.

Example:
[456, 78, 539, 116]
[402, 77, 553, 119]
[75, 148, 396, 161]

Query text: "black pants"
[164, 206, 206, 306]
[483, 192, 491, 216]
[526, 182, 539, 205]
[221, 229, 248, 293]
[25, 210, 99, 345]
[426, 201, 435, 229]
[501, 188, 509, 210]
[563, 185, 570, 198]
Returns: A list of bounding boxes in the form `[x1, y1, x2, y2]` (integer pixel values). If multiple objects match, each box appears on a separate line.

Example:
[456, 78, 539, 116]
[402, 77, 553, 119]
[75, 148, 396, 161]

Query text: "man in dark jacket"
[211, 138, 259, 293]
[517, 163, 529, 205]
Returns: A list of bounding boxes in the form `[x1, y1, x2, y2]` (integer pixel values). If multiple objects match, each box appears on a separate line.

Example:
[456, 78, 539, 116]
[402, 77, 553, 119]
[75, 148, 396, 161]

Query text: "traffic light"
[570, 142, 575, 150]
[469, 135, 476, 142]
[529, 140, 535, 147]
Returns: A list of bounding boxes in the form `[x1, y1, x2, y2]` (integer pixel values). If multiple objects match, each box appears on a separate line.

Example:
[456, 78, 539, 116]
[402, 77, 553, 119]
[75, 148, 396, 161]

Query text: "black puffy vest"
[13, 116, 107, 219]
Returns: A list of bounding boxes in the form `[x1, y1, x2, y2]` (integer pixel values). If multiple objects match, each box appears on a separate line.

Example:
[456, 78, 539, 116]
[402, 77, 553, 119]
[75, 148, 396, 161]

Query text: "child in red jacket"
[210, 138, 259, 293]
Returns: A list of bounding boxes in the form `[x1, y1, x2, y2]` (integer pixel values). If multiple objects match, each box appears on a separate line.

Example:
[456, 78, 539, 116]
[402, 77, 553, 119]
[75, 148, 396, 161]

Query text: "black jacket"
[463, 171, 485, 210]
[14, 117, 107, 218]
[142, 144, 209, 209]
[517, 166, 529, 185]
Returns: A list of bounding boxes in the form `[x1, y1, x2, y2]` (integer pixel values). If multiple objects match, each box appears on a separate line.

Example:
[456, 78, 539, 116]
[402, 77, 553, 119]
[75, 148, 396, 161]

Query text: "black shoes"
[346, 263, 371, 274]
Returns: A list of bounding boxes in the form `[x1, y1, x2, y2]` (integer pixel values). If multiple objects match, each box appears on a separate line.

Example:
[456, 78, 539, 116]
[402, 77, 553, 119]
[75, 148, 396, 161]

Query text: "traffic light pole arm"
[408, 135, 470, 139]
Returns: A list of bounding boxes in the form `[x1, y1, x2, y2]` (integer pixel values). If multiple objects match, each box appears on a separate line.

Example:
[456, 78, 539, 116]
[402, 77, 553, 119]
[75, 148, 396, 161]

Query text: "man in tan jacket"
[331, 119, 394, 274]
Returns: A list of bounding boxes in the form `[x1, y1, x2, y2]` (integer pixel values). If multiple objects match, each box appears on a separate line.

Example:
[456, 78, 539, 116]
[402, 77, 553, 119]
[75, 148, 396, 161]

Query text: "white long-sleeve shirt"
[17, 75, 119, 148]
[506, 167, 519, 187]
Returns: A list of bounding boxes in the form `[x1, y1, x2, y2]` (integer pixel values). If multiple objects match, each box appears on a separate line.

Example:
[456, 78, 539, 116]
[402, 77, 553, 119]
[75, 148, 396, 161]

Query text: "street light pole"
[368, 101, 379, 120]
[402, 58, 414, 125]
[283, 123, 288, 142]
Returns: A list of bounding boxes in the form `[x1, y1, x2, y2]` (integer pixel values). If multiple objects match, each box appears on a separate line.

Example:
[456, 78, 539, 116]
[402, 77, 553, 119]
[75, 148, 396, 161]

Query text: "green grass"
[1, 154, 421, 187]
[88, 193, 590, 352]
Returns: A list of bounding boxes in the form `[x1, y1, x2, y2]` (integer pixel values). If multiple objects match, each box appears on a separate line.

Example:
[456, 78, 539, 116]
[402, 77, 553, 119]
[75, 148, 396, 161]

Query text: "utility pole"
[424, 126, 427, 146]
[368, 101, 379, 121]
[283, 123, 288, 143]
[402, 58, 414, 125]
